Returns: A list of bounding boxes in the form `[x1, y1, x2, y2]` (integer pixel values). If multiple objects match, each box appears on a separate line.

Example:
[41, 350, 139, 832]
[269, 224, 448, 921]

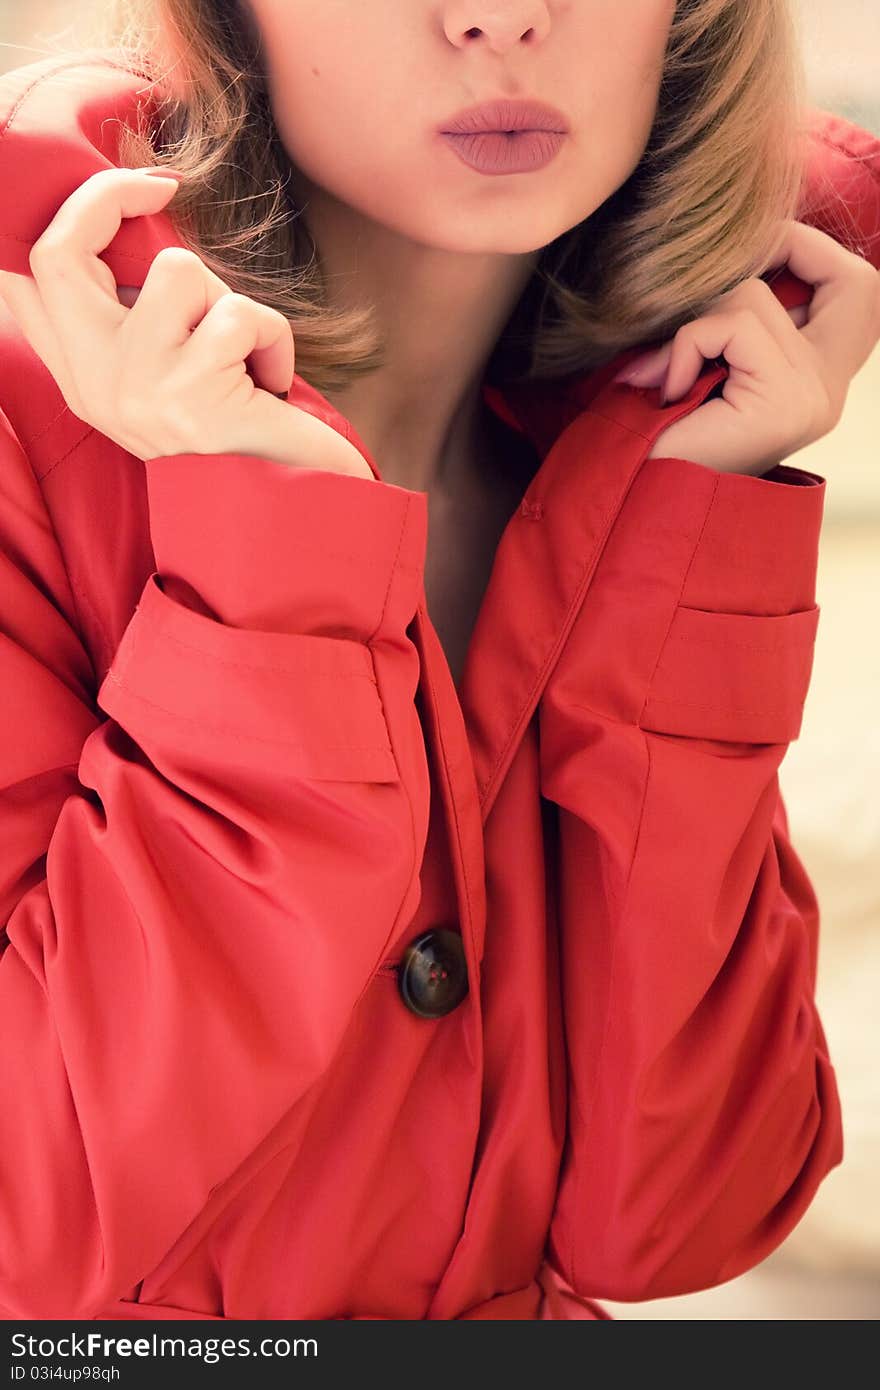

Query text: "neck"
[291, 168, 540, 493]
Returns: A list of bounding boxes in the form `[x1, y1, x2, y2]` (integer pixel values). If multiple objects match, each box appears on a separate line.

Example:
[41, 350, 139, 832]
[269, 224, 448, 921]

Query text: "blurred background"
[1, 0, 878, 1320]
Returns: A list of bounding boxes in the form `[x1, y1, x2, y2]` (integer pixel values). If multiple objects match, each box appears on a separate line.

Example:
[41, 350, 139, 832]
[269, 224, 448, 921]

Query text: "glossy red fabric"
[1, 56, 879, 1322]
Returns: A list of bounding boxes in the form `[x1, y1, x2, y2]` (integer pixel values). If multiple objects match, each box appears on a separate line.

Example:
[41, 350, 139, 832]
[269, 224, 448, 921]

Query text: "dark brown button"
[398, 928, 469, 1019]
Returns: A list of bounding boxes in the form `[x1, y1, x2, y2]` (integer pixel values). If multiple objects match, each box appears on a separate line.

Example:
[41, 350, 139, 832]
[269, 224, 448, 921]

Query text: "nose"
[444, 2, 551, 51]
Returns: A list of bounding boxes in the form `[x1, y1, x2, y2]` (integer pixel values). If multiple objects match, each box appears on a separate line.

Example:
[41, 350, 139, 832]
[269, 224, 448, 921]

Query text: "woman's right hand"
[0, 165, 374, 479]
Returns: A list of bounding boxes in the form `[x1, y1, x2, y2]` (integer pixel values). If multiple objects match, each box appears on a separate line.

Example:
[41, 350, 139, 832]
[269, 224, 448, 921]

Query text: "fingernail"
[613, 363, 649, 384]
[615, 364, 657, 386]
[613, 349, 666, 384]
[136, 166, 185, 180]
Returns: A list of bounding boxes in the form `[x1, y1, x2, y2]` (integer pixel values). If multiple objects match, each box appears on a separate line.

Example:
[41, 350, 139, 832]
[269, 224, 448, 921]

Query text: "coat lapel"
[458, 363, 727, 822]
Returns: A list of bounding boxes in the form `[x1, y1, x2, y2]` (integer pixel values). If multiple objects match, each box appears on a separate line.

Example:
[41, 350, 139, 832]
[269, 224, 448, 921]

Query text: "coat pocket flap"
[639, 603, 821, 744]
[100, 573, 401, 783]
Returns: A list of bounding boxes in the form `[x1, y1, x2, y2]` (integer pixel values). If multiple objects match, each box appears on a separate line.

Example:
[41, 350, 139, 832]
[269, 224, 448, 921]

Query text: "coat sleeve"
[538, 452, 843, 1301]
[0, 413, 430, 1319]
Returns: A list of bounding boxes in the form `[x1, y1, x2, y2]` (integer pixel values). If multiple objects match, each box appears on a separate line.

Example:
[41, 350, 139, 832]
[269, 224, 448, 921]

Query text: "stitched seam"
[418, 617, 479, 983]
[0, 56, 138, 142]
[564, 698, 633, 726]
[19, 399, 73, 456]
[22, 431, 117, 665]
[340, 638, 425, 1021]
[366, 492, 410, 645]
[809, 130, 880, 190]
[637, 472, 721, 727]
[478, 460, 637, 806]
[562, 691, 801, 722]
[36, 439, 423, 581]
[581, 407, 653, 444]
[150, 548, 420, 575]
[0, 231, 151, 267]
[153, 628, 378, 680]
[12, 425, 102, 691]
[35, 423, 97, 481]
[687, 555, 817, 576]
[103, 669, 393, 752]
[67, 575, 114, 679]
[19, 425, 119, 678]
[667, 634, 815, 653]
[645, 695, 799, 715]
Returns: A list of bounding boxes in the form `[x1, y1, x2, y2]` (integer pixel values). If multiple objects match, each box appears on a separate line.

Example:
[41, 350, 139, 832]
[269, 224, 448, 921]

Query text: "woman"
[0, 0, 878, 1321]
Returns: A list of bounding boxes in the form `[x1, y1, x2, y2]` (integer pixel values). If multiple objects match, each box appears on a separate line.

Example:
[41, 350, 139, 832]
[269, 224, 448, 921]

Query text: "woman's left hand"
[612, 219, 880, 475]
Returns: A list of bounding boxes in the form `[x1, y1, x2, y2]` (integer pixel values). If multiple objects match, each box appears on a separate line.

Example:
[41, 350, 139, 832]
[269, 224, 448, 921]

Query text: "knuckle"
[86, 167, 123, 198]
[742, 276, 777, 308]
[216, 291, 252, 317]
[849, 248, 878, 286]
[147, 245, 204, 280]
[206, 292, 256, 333]
[792, 218, 827, 247]
[256, 296, 283, 320]
[849, 236, 874, 265]
[729, 304, 759, 331]
[258, 302, 292, 342]
[267, 303, 292, 332]
[29, 234, 67, 275]
[713, 276, 757, 309]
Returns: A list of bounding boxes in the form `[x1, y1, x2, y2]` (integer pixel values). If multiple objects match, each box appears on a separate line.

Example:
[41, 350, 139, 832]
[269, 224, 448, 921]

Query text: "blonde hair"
[53, 0, 809, 397]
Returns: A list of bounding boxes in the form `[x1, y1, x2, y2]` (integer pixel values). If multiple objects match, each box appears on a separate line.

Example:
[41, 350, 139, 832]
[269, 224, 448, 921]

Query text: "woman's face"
[245, 0, 676, 256]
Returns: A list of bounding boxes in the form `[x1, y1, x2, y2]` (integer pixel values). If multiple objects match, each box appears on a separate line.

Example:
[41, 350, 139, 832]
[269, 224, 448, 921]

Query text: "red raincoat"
[1, 55, 879, 1322]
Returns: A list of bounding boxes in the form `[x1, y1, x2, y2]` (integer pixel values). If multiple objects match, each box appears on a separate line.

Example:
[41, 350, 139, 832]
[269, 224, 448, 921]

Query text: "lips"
[439, 98, 569, 135]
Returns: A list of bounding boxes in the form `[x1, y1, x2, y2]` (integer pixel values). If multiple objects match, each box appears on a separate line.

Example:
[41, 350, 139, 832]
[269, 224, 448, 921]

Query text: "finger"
[0, 267, 72, 392]
[664, 308, 791, 403]
[613, 295, 808, 391]
[118, 245, 235, 375]
[764, 218, 877, 368]
[179, 292, 295, 396]
[612, 340, 673, 387]
[712, 277, 814, 371]
[764, 218, 854, 290]
[27, 167, 182, 359]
